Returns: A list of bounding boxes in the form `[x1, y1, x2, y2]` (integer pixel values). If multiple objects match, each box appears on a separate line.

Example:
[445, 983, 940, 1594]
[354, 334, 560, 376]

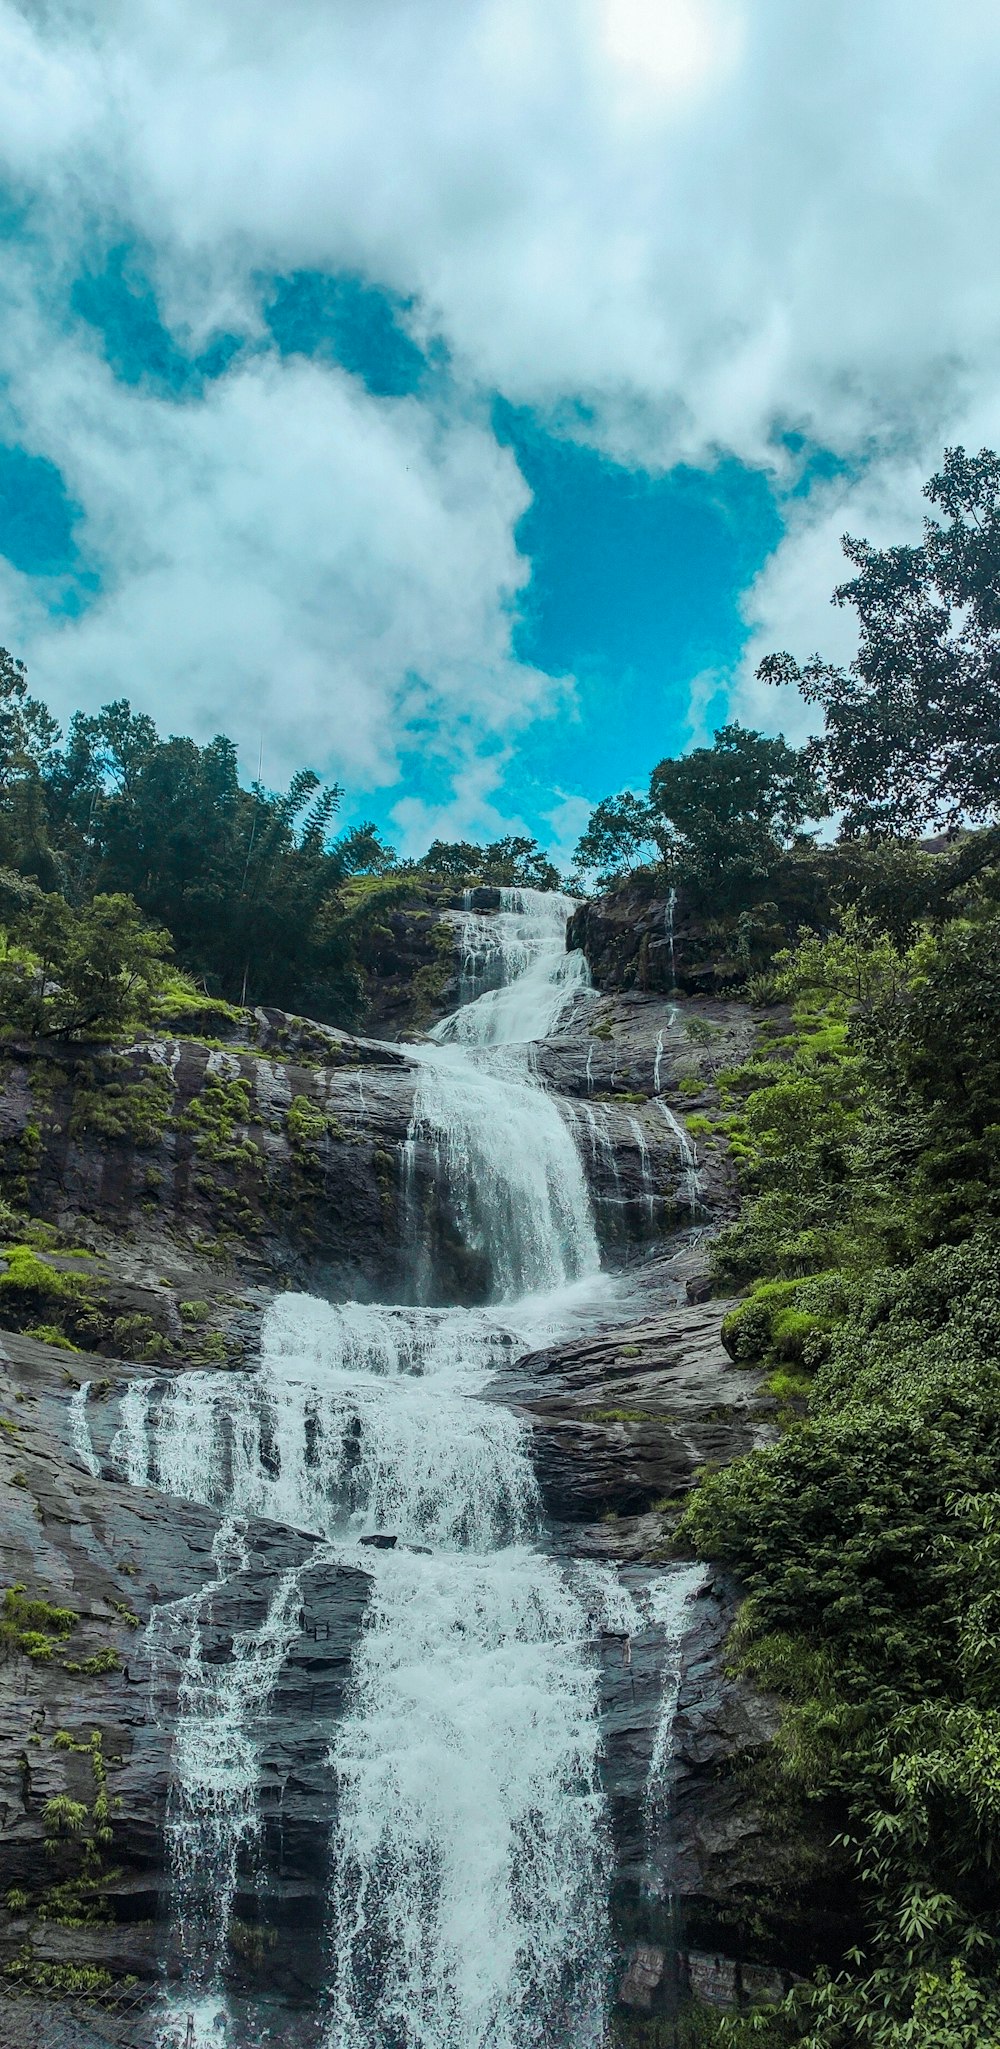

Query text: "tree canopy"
[575, 722, 827, 899]
[421, 836, 561, 890]
[0, 670, 397, 1021]
[761, 446, 1000, 835]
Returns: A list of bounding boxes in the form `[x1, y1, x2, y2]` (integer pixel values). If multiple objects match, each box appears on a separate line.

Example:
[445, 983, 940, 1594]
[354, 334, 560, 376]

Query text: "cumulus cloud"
[0, 0, 998, 819]
[0, 248, 558, 834]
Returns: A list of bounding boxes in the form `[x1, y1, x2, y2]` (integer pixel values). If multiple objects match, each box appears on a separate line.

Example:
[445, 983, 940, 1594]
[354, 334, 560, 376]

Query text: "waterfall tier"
[108, 887, 698, 2049]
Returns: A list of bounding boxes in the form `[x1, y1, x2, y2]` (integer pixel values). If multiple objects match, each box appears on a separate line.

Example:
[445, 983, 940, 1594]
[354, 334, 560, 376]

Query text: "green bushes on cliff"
[678, 914, 1000, 2040]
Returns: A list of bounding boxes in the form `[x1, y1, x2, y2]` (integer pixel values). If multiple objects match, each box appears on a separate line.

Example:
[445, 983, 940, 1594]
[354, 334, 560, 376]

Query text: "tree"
[421, 836, 561, 890]
[574, 791, 672, 883]
[0, 892, 171, 1038]
[0, 647, 61, 886]
[648, 722, 827, 890]
[761, 446, 1000, 835]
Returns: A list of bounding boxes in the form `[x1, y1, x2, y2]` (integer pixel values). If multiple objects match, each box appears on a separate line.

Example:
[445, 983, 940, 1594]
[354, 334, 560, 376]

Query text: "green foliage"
[574, 790, 671, 883]
[286, 1092, 334, 1151]
[0, 656, 401, 1027]
[3, 1950, 113, 1994]
[421, 835, 561, 889]
[0, 892, 171, 1039]
[0, 1585, 77, 1663]
[762, 445, 1000, 836]
[0, 1242, 102, 1348]
[576, 725, 828, 911]
[680, 911, 1000, 2035]
[151, 967, 243, 1032]
[178, 1298, 210, 1323]
[23, 1321, 80, 1348]
[68, 1052, 175, 1144]
[179, 1072, 256, 1166]
[64, 1648, 121, 1676]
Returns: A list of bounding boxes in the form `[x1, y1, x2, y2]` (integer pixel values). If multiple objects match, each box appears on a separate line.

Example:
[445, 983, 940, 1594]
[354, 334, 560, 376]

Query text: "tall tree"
[574, 792, 672, 883]
[761, 446, 1000, 835]
[648, 722, 827, 889]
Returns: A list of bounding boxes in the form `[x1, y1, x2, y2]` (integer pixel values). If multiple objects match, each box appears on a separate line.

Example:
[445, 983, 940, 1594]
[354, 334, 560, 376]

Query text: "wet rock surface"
[569, 881, 750, 996]
[0, 914, 831, 2036]
[0, 1327, 368, 2009]
[503, 1290, 768, 1519]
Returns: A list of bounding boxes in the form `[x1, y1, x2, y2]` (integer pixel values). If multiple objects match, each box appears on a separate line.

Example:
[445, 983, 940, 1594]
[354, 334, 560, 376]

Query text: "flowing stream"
[112, 888, 695, 2048]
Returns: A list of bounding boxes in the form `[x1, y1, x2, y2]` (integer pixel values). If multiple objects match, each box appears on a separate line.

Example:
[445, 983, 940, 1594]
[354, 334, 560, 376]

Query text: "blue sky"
[0, 1, 996, 867]
[0, 236, 787, 858]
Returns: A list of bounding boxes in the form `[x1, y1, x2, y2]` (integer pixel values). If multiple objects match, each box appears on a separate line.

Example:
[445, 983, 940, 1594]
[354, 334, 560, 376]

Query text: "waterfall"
[436, 888, 590, 1048]
[409, 887, 599, 1299]
[628, 1116, 655, 1222]
[664, 888, 676, 989]
[116, 888, 695, 2048]
[327, 1548, 608, 2049]
[654, 1097, 703, 1215]
[69, 1379, 101, 1476]
[148, 1520, 309, 2046]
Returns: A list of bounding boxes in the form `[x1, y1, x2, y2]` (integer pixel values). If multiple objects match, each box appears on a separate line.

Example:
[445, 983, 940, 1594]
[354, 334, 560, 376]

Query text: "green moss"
[178, 1297, 210, 1323]
[286, 1093, 335, 1151]
[3, 1949, 114, 1995]
[192, 1331, 227, 1363]
[63, 1647, 121, 1676]
[179, 1073, 258, 1165]
[152, 970, 242, 1033]
[24, 1322, 81, 1349]
[69, 1057, 175, 1146]
[0, 1244, 86, 1307]
[721, 1273, 845, 1368]
[108, 1312, 169, 1361]
[0, 1585, 77, 1663]
[766, 1367, 813, 1404]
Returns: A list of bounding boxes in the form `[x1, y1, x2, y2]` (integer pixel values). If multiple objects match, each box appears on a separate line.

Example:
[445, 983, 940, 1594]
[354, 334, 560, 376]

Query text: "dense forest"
[0, 651, 564, 1034]
[3, 447, 1000, 2045]
[602, 448, 1000, 2049]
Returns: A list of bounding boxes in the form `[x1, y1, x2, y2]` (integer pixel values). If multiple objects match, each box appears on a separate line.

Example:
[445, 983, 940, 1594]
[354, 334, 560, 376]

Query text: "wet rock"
[568, 885, 748, 997]
[502, 1297, 770, 1519]
[0, 1330, 369, 1998]
[619, 1941, 668, 2010]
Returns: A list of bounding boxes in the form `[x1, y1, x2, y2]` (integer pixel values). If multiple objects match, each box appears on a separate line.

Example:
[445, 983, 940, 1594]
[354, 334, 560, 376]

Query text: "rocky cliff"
[0, 904, 835, 2043]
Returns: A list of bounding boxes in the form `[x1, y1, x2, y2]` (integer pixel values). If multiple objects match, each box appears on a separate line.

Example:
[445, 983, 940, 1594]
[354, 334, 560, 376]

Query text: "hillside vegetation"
[596, 449, 1000, 2047]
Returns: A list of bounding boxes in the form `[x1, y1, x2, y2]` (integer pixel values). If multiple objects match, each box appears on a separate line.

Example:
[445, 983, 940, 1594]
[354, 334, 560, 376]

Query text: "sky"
[1, 2, 999, 867]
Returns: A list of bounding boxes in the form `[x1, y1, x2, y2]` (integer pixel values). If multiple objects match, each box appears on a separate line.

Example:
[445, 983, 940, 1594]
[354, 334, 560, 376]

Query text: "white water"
[664, 887, 677, 989]
[654, 1097, 703, 1215]
[122, 889, 694, 2048]
[148, 1520, 308, 2041]
[438, 887, 590, 1048]
[69, 1379, 101, 1477]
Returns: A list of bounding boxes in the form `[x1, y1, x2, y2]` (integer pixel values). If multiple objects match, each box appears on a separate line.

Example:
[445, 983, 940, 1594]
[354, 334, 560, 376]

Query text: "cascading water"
[112, 889, 692, 2048]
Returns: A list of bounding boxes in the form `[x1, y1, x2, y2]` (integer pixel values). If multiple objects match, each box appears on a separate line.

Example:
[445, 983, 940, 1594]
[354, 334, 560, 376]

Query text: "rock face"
[0, 1328, 369, 2011]
[0, 904, 838, 2039]
[501, 1289, 768, 1520]
[569, 882, 750, 996]
[0, 983, 742, 1338]
[489, 1282, 825, 1999]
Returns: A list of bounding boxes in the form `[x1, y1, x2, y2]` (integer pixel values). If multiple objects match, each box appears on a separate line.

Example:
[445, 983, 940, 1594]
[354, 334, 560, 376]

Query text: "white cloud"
[0, 0, 998, 815]
[0, 254, 557, 818]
